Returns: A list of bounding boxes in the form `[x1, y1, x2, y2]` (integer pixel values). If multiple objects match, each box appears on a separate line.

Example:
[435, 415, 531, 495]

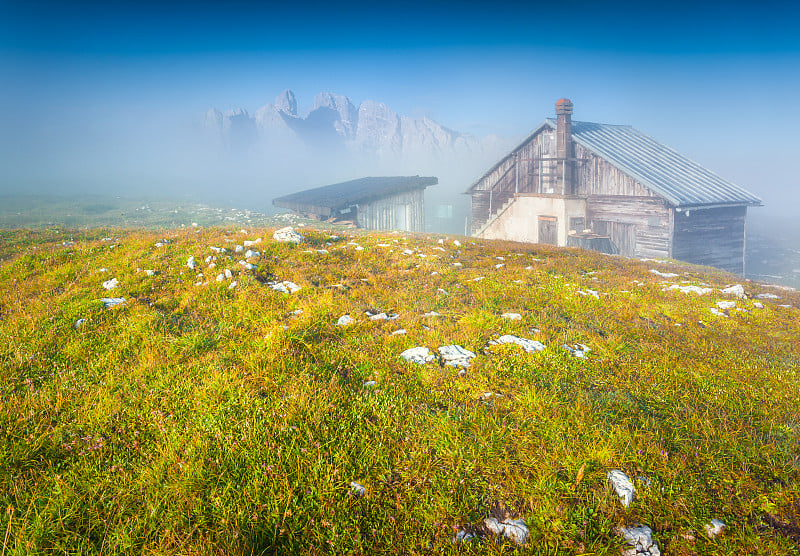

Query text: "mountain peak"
[274, 89, 298, 116]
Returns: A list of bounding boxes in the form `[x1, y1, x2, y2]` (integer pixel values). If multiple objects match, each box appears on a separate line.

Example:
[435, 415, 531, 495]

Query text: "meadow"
[1, 221, 798, 554]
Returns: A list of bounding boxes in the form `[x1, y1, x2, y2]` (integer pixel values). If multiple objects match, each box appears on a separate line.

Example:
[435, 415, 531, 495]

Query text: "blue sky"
[1, 0, 799, 218]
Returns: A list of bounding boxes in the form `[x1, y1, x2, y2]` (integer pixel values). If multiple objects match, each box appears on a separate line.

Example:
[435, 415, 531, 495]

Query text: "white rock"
[488, 335, 545, 353]
[757, 293, 779, 299]
[144, 269, 155, 276]
[710, 308, 727, 317]
[753, 302, 764, 309]
[74, 318, 85, 328]
[369, 312, 389, 320]
[618, 524, 660, 556]
[245, 249, 260, 258]
[721, 284, 746, 298]
[563, 343, 591, 358]
[349, 481, 365, 497]
[336, 315, 353, 326]
[483, 517, 529, 546]
[228, 281, 237, 289]
[274, 227, 303, 243]
[216, 273, 225, 282]
[495, 263, 505, 269]
[243, 238, 262, 247]
[453, 240, 461, 247]
[102, 278, 119, 290]
[210, 246, 225, 253]
[716, 301, 736, 309]
[438, 345, 476, 368]
[399, 347, 435, 364]
[704, 518, 726, 539]
[235, 245, 244, 253]
[392, 329, 407, 335]
[402, 249, 414, 255]
[100, 297, 125, 309]
[421, 311, 441, 318]
[363, 380, 376, 387]
[608, 470, 636, 507]
[453, 262, 463, 267]
[650, 269, 679, 278]
[224, 268, 233, 279]
[666, 284, 713, 295]
[576, 289, 600, 298]
[437, 288, 448, 295]
[187, 257, 196, 269]
[269, 281, 301, 294]
[501, 313, 522, 320]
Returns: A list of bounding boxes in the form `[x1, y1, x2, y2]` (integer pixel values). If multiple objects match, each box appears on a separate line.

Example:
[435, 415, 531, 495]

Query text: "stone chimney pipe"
[555, 98, 573, 194]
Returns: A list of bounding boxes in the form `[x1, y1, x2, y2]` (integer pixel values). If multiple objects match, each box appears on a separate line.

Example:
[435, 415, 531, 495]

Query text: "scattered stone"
[483, 517, 529, 546]
[392, 329, 407, 335]
[438, 345, 476, 368]
[239, 261, 255, 269]
[704, 518, 726, 539]
[228, 281, 237, 289]
[471, 276, 485, 282]
[453, 240, 461, 247]
[495, 263, 505, 269]
[268, 281, 301, 294]
[243, 238, 262, 247]
[563, 343, 591, 358]
[501, 312, 522, 320]
[453, 262, 463, 267]
[650, 269, 679, 278]
[607, 469, 635, 507]
[349, 481, 365, 497]
[488, 335, 545, 353]
[316, 249, 329, 254]
[617, 524, 660, 556]
[757, 293, 780, 299]
[210, 246, 225, 253]
[187, 257, 196, 269]
[235, 245, 244, 253]
[421, 311, 442, 318]
[437, 288, 449, 295]
[363, 380, 376, 388]
[753, 302, 764, 309]
[576, 289, 600, 298]
[665, 284, 713, 295]
[74, 318, 85, 328]
[336, 315, 353, 326]
[144, 269, 155, 276]
[402, 249, 414, 255]
[273, 227, 303, 243]
[721, 284, 746, 298]
[245, 249, 260, 258]
[399, 347, 435, 364]
[216, 273, 225, 282]
[223, 268, 232, 279]
[100, 297, 126, 309]
[716, 301, 736, 309]
[102, 278, 119, 290]
[709, 308, 727, 318]
[98, 268, 108, 273]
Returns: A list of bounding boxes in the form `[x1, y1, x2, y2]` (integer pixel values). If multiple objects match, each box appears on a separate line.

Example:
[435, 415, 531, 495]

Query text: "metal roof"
[273, 176, 437, 217]
[467, 119, 761, 208]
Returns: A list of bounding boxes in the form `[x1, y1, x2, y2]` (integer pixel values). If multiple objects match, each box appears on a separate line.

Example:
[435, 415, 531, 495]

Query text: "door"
[610, 222, 636, 256]
[538, 216, 558, 245]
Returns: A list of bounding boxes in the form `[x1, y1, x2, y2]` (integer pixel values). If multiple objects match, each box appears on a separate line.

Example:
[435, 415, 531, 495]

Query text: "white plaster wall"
[478, 196, 586, 246]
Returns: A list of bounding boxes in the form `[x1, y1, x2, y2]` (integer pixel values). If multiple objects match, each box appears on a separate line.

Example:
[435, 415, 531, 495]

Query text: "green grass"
[1, 223, 799, 555]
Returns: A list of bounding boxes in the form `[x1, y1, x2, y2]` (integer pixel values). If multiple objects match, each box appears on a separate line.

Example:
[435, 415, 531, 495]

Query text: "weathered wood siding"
[573, 143, 660, 198]
[358, 189, 425, 232]
[672, 206, 746, 274]
[585, 196, 671, 258]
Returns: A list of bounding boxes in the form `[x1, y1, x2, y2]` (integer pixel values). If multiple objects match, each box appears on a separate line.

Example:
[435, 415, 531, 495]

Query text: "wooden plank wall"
[358, 189, 425, 232]
[672, 206, 746, 274]
[573, 143, 660, 198]
[586, 196, 672, 258]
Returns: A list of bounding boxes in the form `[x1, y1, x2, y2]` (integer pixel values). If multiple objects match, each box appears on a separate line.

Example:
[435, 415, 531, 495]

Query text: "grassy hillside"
[1, 225, 798, 554]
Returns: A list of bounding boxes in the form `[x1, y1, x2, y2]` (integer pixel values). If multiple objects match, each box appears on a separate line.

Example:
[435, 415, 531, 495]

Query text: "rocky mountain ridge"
[203, 89, 501, 161]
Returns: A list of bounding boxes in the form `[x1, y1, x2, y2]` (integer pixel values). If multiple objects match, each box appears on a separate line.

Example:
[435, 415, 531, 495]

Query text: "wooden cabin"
[466, 99, 761, 274]
[273, 176, 437, 232]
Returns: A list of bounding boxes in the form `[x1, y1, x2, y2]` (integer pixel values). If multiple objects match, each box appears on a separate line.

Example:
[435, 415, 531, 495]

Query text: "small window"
[569, 217, 585, 232]
[436, 204, 453, 219]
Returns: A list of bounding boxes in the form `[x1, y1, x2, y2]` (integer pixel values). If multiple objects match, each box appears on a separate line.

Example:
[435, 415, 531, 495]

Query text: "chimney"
[555, 98, 573, 194]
